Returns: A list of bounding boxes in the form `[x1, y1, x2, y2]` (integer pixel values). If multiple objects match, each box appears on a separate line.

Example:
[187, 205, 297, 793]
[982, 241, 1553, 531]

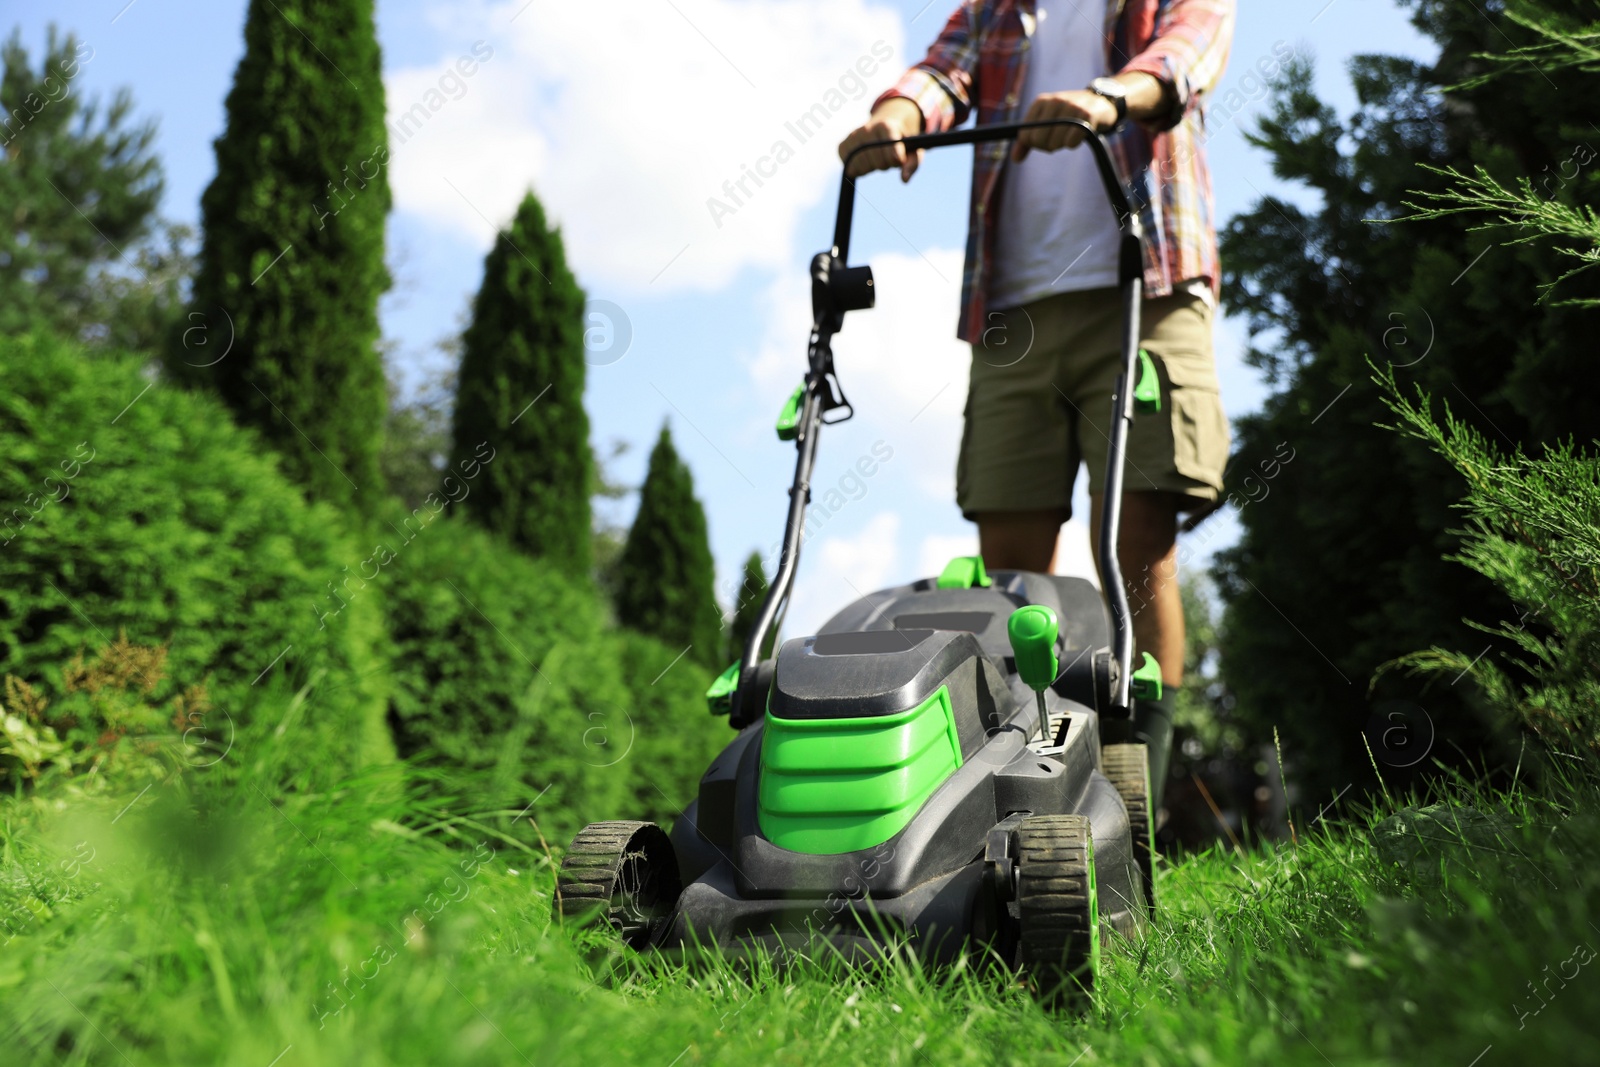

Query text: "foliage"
[0, 330, 393, 785]
[2, 702, 1596, 1064]
[450, 191, 591, 571]
[1379, 367, 1600, 759]
[0, 26, 169, 346]
[378, 516, 725, 835]
[613, 426, 723, 667]
[380, 354, 456, 512]
[725, 550, 772, 664]
[1214, 0, 1600, 798]
[0, 635, 233, 791]
[168, 0, 391, 513]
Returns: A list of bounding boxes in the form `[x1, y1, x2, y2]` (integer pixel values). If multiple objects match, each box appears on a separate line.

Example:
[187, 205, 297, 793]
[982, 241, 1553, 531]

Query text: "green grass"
[3, 689, 1598, 1066]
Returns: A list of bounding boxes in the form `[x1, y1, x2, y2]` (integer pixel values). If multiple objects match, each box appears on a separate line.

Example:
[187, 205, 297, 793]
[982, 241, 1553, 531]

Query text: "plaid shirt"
[876, 0, 1235, 343]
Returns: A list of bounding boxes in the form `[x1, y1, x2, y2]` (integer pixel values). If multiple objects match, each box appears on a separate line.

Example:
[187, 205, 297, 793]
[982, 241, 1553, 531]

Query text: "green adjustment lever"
[705, 661, 739, 715]
[936, 555, 991, 589]
[1134, 348, 1161, 415]
[1008, 605, 1059, 743]
[1131, 651, 1162, 702]
[775, 383, 804, 441]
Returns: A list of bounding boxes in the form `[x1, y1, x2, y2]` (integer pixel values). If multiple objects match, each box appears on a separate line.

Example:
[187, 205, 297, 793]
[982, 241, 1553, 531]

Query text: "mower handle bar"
[833, 118, 1135, 260]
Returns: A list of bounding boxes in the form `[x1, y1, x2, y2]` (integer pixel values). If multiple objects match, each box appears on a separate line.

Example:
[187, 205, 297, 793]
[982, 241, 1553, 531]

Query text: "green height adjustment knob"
[1007, 605, 1060, 693]
[705, 661, 739, 715]
[775, 383, 805, 441]
[1131, 651, 1163, 702]
[1133, 348, 1161, 415]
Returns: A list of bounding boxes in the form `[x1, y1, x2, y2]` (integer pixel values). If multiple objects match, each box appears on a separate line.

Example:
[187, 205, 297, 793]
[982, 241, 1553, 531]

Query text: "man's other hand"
[1012, 90, 1119, 162]
[839, 97, 925, 181]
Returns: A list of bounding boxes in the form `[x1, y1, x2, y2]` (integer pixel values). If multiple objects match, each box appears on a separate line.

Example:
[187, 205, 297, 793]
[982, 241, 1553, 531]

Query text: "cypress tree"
[726, 551, 773, 663]
[614, 426, 722, 665]
[450, 191, 590, 571]
[170, 0, 390, 513]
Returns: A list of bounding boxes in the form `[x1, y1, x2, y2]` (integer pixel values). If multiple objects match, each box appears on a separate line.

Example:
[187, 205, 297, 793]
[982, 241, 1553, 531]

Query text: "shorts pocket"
[1156, 354, 1230, 492]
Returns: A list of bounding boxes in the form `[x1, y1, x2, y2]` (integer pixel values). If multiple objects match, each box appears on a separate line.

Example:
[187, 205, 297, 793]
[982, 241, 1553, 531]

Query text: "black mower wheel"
[554, 821, 681, 949]
[1013, 814, 1099, 1010]
[1102, 742, 1157, 917]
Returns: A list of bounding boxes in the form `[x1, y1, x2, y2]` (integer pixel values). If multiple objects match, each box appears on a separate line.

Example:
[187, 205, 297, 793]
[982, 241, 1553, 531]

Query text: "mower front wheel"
[1013, 813, 1099, 1010]
[554, 820, 681, 949]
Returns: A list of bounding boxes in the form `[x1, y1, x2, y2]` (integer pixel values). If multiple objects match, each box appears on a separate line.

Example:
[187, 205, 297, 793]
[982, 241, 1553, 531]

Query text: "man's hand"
[839, 97, 925, 181]
[1011, 90, 1119, 162]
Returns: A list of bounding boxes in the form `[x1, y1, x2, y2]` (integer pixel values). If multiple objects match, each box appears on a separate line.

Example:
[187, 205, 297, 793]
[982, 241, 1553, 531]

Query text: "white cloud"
[916, 532, 977, 579]
[387, 0, 906, 291]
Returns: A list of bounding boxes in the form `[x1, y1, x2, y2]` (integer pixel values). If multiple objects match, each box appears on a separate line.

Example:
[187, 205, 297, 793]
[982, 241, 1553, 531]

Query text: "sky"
[8, 0, 1436, 639]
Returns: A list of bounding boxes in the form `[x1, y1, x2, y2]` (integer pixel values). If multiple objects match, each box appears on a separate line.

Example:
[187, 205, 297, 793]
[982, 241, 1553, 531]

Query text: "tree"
[168, 0, 390, 513]
[0, 27, 169, 345]
[1214, 0, 1600, 799]
[449, 191, 591, 570]
[726, 550, 773, 664]
[613, 425, 722, 667]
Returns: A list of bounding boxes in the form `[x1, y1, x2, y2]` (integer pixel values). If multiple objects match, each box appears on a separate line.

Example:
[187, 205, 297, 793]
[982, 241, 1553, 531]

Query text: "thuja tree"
[171, 0, 390, 513]
[450, 191, 591, 570]
[726, 550, 772, 664]
[614, 426, 722, 666]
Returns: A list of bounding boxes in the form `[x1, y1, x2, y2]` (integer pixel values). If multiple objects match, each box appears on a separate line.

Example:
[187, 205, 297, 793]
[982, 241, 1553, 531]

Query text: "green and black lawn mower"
[556, 119, 1168, 1006]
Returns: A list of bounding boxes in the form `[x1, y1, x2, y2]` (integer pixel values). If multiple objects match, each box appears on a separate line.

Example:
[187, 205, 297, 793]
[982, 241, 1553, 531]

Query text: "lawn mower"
[555, 119, 1164, 1005]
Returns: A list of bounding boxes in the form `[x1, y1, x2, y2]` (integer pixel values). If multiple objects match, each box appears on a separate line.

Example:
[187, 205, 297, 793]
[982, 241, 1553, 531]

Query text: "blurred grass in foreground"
[2, 679, 1596, 1067]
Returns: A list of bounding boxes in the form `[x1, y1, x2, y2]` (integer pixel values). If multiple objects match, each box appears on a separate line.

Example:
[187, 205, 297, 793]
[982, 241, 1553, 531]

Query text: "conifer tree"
[726, 551, 772, 663]
[614, 426, 722, 665]
[450, 191, 591, 570]
[1215, 0, 1599, 797]
[171, 0, 390, 513]
[1, 27, 165, 343]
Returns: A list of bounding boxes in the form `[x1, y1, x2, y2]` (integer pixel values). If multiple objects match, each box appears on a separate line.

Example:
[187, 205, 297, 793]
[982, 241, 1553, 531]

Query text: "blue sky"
[11, 0, 1434, 636]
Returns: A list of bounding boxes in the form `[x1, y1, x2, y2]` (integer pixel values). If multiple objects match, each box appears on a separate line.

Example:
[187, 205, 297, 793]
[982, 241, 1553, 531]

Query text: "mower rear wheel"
[554, 821, 681, 949]
[1013, 814, 1099, 1010]
[1103, 742, 1157, 917]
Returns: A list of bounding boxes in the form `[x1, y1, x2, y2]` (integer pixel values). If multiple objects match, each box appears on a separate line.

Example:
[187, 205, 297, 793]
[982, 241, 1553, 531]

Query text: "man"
[839, 0, 1234, 809]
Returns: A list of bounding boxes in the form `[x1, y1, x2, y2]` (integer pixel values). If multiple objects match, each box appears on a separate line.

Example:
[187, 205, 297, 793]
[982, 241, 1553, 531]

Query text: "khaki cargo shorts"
[956, 286, 1230, 519]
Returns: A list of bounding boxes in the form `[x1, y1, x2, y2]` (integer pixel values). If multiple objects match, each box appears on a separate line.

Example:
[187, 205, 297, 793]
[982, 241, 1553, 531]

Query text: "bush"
[0, 331, 392, 786]
[379, 517, 727, 836]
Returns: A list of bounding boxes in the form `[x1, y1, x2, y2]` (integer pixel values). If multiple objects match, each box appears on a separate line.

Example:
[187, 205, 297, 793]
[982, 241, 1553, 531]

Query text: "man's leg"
[1088, 491, 1184, 689]
[1090, 489, 1183, 811]
[974, 508, 1071, 573]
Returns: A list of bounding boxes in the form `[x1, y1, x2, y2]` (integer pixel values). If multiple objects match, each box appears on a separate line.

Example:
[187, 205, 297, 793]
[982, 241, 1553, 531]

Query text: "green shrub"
[0, 330, 392, 786]
[380, 517, 726, 836]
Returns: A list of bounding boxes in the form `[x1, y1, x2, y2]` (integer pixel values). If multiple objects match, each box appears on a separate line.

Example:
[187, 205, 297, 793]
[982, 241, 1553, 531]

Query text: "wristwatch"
[1088, 77, 1128, 129]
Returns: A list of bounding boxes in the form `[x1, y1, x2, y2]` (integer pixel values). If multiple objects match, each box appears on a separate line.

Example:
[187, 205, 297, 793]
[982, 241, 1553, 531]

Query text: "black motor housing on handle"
[730, 118, 1143, 727]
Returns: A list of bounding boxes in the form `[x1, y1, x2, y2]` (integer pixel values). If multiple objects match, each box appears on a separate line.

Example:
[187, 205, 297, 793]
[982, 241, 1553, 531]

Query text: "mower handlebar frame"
[731, 118, 1143, 726]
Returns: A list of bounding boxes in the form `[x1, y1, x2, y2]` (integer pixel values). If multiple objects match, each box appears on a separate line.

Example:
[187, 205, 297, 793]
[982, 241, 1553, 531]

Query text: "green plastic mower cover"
[758, 685, 963, 855]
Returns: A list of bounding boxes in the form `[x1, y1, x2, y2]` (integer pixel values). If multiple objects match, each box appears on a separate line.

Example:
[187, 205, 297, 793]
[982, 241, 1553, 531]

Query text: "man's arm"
[839, 2, 980, 180]
[1014, 0, 1234, 159]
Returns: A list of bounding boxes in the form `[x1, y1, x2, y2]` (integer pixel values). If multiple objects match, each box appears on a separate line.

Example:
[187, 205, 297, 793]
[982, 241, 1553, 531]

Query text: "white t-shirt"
[988, 0, 1122, 310]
